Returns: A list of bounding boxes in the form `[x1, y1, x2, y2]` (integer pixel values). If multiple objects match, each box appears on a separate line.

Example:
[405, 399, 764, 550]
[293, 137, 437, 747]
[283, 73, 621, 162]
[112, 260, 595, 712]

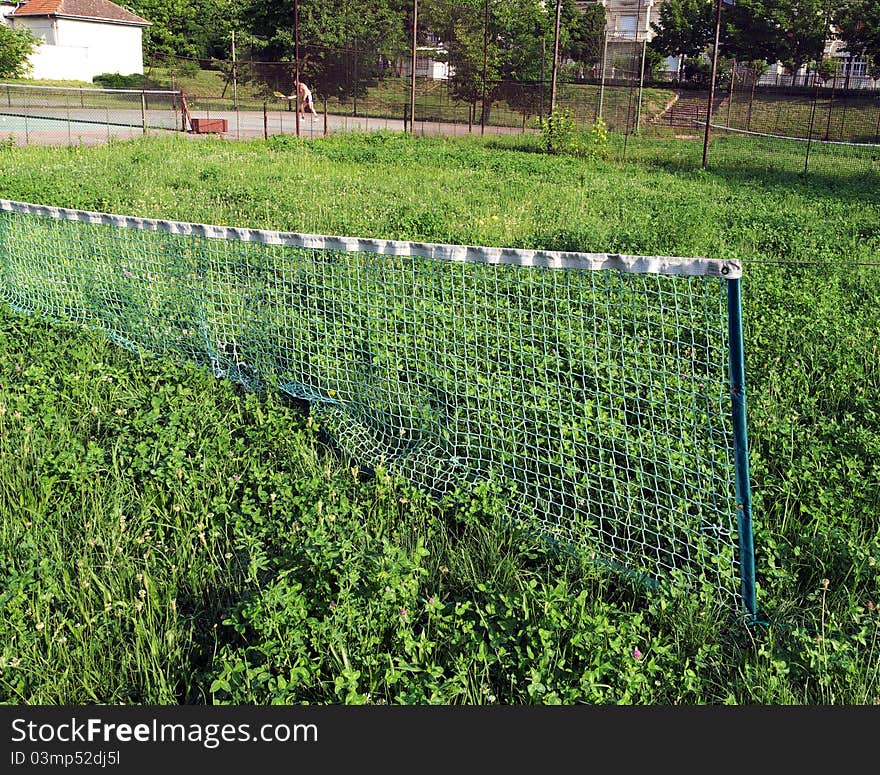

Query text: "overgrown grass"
[0, 131, 878, 704]
[719, 89, 880, 144]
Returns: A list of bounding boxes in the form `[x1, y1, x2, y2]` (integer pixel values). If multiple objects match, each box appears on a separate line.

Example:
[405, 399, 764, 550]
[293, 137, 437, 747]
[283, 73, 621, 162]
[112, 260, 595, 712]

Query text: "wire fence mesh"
[5, 46, 877, 183]
[0, 83, 182, 146]
[0, 198, 752, 612]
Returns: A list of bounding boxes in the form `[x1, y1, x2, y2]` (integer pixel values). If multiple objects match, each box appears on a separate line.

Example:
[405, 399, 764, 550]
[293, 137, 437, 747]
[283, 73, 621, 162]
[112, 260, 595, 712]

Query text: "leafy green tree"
[563, 0, 606, 72]
[649, 0, 715, 80]
[424, 0, 566, 124]
[721, 0, 779, 66]
[242, 0, 409, 102]
[0, 25, 37, 79]
[125, 0, 238, 60]
[835, 0, 880, 66]
[766, 0, 834, 86]
[815, 55, 840, 83]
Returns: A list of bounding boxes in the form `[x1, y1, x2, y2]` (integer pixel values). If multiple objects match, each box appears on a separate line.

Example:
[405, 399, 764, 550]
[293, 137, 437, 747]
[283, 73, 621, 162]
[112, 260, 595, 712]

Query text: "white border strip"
[0, 83, 180, 96]
[0, 199, 741, 279]
[699, 121, 880, 150]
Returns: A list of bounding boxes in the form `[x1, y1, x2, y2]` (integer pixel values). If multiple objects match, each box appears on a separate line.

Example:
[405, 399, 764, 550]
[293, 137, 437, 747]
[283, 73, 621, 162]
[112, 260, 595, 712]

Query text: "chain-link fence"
[0, 83, 182, 146]
[4, 46, 878, 183]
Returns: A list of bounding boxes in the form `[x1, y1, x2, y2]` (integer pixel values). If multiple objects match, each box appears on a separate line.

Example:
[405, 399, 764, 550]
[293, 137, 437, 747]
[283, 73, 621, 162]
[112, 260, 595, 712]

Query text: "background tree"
[428, 0, 605, 125]
[766, 0, 833, 86]
[835, 0, 880, 69]
[0, 25, 37, 79]
[125, 0, 238, 60]
[563, 0, 606, 76]
[722, 0, 779, 66]
[649, 0, 715, 81]
[243, 0, 409, 102]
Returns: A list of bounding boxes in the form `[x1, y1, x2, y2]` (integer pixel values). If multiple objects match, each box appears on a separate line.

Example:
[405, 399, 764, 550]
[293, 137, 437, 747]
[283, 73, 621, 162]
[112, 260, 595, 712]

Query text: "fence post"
[598, 28, 609, 122]
[480, 0, 488, 135]
[823, 77, 836, 141]
[263, 100, 268, 140]
[702, 0, 723, 169]
[726, 59, 735, 129]
[804, 81, 820, 176]
[141, 92, 147, 135]
[726, 276, 757, 620]
[409, 0, 417, 135]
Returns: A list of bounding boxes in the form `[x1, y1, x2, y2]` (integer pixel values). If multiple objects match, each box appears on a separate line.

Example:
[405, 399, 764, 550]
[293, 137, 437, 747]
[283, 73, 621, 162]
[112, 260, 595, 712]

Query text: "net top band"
[0, 198, 742, 279]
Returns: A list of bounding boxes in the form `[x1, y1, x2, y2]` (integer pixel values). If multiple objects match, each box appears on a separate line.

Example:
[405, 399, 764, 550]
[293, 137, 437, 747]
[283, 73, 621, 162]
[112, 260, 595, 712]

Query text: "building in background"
[577, 0, 682, 77]
[1, 0, 150, 82]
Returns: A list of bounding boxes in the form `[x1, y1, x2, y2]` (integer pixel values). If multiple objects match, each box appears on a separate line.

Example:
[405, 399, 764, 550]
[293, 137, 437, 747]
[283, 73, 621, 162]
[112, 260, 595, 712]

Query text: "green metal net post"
[0, 197, 758, 614]
[726, 276, 757, 618]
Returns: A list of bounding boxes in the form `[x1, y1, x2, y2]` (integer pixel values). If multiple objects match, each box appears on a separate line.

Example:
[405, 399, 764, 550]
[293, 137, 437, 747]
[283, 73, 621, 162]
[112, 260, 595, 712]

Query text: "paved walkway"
[1, 104, 532, 146]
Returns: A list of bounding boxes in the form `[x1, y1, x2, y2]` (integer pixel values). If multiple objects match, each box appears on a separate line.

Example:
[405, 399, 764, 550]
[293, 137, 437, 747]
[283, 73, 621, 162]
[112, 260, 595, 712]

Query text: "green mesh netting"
[0, 200, 751, 610]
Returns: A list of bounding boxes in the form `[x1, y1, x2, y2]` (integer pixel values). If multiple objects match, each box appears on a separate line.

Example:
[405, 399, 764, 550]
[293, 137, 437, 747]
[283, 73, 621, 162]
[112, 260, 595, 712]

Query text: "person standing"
[278, 81, 318, 118]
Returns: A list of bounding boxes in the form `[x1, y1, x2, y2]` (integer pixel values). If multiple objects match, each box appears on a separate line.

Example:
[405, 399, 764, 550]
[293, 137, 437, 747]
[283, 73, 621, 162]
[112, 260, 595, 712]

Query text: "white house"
[398, 48, 451, 81]
[1, 0, 150, 83]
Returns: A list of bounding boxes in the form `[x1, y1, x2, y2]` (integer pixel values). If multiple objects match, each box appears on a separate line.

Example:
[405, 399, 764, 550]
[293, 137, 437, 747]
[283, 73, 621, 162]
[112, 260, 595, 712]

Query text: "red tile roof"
[11, 0, 150, 25]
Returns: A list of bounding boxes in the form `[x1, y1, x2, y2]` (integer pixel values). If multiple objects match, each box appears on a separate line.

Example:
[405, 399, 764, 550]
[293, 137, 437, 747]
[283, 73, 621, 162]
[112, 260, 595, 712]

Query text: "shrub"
[0, 25, 37, 79]
[538, 109, 608, 160]
[537, 107, 578, 155]
[92, 73, 148, 89]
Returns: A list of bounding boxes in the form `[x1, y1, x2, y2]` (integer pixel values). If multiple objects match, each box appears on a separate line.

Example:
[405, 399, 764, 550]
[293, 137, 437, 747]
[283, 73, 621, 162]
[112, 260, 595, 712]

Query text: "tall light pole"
[550, 0, 563, 112]
[701, 0, 724, 169]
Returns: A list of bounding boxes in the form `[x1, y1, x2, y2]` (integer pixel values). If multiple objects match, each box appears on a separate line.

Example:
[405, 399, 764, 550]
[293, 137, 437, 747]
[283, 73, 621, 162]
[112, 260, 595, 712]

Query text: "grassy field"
[0, 131, 878, 704]
[717, 89, 880, 144]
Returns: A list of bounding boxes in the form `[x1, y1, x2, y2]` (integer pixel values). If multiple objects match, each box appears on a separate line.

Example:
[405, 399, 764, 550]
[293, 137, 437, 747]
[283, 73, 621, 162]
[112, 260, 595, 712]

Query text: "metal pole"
[294, 0, 301, 138]
[635, 1, 652, 134]
[141, 91, 146, 135]
[232, 29, 238, 111]
[353, 38, 359, 117]
[726, 58, 735, 129]
[824, 71, 836, 141]
[598, 20, 609, 121]
[410, 0, 418, 134]
[727, 277, 757, 620]
[481, 0, 489, 135]
[701, 0, 723, 169]
[541, 34, 546, 117]
[804, 79, 820, 176]
[550, 0, 563, 112]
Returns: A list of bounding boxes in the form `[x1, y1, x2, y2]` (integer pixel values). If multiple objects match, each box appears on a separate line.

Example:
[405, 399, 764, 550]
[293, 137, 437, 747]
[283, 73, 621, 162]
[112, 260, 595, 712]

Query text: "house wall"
[399, 56, 450, 80]
[8, 16, 144, 82]
[599, 0, 659, 43]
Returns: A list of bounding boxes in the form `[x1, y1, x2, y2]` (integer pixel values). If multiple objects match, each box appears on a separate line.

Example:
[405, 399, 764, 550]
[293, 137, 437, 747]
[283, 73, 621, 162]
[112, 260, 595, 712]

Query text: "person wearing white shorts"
[275, 81, 318, 116]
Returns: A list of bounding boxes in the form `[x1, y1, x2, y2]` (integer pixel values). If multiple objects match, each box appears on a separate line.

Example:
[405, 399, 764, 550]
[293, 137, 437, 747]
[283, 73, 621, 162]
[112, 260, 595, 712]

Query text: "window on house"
[844, 59, 866, 78]
[618, 15, 638, 36]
